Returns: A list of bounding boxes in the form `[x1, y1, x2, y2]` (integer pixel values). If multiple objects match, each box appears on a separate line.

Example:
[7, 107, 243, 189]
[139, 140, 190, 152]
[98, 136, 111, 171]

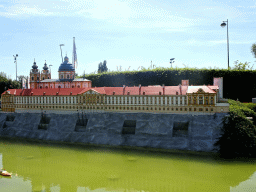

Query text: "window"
[32, 77, 34, 81]
[206, 108, 208, 111]
[189, 108, 192, 111]
[67, 75, 69, 79]
[199, 96, 203, 104]
[194, 108, 196, 111]
[37, 77, 39, 81]
[42, 77, 45, 80]
[199, 108, 203, 111]
[211, 108, 213, 111]
[61, 75, 63, 79]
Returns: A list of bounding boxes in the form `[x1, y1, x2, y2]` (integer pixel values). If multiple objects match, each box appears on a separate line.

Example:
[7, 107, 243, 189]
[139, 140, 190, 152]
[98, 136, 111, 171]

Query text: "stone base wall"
[0, 112, 227, 152]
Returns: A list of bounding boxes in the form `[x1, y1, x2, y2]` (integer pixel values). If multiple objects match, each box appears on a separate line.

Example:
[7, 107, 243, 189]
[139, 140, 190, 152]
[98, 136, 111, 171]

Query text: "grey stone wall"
[0, 112, 227, 152]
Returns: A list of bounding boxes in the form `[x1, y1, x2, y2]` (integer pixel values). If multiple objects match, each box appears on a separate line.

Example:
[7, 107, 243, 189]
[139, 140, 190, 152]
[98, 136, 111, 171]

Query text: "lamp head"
[220, 22, 226, 28]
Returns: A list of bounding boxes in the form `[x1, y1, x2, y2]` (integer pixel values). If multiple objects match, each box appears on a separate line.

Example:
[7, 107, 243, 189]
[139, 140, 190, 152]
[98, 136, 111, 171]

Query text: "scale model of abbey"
[1, 55, 229, 114]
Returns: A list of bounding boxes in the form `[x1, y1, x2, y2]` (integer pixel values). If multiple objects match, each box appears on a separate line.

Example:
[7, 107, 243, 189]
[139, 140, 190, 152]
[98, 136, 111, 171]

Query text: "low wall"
[0, 112, 227, 152]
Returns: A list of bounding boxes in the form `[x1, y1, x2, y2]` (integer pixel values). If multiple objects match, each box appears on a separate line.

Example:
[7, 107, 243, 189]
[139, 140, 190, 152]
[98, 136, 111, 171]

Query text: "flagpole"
[73, 37, 75, 69]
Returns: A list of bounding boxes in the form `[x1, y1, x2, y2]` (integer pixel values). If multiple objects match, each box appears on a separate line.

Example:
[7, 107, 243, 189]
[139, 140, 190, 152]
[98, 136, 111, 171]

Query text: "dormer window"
[176, 91, 178, 95]
[143, 92, 145, 95]
[159, 92, 162, 95]
[127, 91, 130, 95]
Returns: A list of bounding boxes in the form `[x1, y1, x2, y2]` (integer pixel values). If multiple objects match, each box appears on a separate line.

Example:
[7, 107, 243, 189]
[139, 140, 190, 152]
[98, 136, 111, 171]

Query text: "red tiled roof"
[2, 88, 87, 96]
[2, 85, 215, 96]
[187, 86, 216, 94]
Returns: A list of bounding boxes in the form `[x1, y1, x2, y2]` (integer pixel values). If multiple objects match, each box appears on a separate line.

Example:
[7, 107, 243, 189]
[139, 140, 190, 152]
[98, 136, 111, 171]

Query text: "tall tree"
[97, 60, 108, 73]
[102, 60, 108, 72]
[252, 43, 256, 58]
[98, 62, 103, 73]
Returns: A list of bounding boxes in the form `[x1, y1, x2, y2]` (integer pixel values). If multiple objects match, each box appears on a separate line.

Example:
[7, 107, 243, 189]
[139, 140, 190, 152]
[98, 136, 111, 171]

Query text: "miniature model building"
[1, 58, 229, 114]
[30, 56, 91, 89]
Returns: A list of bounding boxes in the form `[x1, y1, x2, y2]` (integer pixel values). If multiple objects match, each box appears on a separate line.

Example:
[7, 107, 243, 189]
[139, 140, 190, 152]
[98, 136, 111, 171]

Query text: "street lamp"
[170, 58, 175, 68]
[220, 19, 229, 69]
[59, 44, 64, 62]
[13, 54, 18, 81]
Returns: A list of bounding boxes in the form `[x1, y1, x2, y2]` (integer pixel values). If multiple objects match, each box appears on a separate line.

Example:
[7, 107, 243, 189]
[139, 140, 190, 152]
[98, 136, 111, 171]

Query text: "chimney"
[182, 80, 189, 86]
[162, 84, 165, 95]
[213, 77, 223, 99]
[143, 91, 145, 95]
[139, 84, 141, 95]
[159, 91, 162, 95]
[123, 85, 125, 95]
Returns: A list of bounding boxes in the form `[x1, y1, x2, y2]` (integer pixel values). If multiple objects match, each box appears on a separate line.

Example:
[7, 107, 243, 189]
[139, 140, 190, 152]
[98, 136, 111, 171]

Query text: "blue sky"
[0, 0, 255, 79]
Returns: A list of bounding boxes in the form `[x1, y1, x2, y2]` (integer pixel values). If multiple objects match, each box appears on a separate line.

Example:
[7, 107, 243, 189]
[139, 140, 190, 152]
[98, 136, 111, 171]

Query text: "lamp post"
[13, 54, 18, 81]
[59, 44, 64, 62]
[220, 19, 229, 70]
[170, 58, 175, 68]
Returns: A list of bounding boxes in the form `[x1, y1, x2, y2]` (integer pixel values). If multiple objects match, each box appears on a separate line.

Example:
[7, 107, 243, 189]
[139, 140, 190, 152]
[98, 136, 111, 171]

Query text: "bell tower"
[30, 59, 40, 89]
[41, 60, 51, 81]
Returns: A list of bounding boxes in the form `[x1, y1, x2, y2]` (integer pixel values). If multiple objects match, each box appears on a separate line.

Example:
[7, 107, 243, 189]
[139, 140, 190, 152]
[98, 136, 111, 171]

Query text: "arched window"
[31, 77, 34, 81]
[48, 77, 50, 79]
[42, 77, 45, 80]
[58, 86, 61, 88]
[37, 77, 39, 81]
[45, 86, 48, 89]
[72, 85, 74, 88]
[77, 85, 80, 88]
[40, 86, 42, 89]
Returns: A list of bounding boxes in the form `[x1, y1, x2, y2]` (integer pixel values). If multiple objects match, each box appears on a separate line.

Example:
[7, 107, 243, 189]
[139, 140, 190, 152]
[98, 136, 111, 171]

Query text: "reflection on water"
[0, 139, 255, 192]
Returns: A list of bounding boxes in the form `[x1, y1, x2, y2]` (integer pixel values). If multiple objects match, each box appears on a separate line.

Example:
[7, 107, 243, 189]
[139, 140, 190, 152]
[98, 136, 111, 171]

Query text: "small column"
[178, 97, 180, 106]
[161, 97, 163, 105]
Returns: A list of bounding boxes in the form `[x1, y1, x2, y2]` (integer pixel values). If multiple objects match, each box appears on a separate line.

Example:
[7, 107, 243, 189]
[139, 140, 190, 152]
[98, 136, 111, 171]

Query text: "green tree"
[98, 62, 103, 73]
[251, 43, 256, 58]
[102, 60, 108, 72]
[231, 60, 254, 70]
[98, 60, 108, 73]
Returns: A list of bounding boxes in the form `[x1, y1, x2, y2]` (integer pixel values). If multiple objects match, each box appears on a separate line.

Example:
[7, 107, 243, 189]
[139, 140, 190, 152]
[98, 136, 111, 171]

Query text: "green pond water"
[0, 139, 255, 192]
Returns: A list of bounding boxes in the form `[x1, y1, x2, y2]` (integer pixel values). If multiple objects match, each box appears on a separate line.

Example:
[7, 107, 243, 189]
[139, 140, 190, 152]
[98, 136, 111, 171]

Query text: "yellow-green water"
[0, 139, 255, 192]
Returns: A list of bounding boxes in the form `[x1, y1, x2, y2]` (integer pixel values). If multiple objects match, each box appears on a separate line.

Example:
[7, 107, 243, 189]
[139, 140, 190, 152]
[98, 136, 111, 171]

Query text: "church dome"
[43, 61, 49, 70]
[32, 59, 38, 69]
[58, 56, 75, 72]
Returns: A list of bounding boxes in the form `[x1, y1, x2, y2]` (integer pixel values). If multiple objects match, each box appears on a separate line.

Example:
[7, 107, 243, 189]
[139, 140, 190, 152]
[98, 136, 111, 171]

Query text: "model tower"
[58, 56, 75, 81]
[30, 59, 40, 89]
[41, 61, 51, 81]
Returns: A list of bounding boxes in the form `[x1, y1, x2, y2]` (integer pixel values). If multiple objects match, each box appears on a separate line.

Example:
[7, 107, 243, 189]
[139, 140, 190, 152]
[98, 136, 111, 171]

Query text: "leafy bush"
[215, 99, 256, 158]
